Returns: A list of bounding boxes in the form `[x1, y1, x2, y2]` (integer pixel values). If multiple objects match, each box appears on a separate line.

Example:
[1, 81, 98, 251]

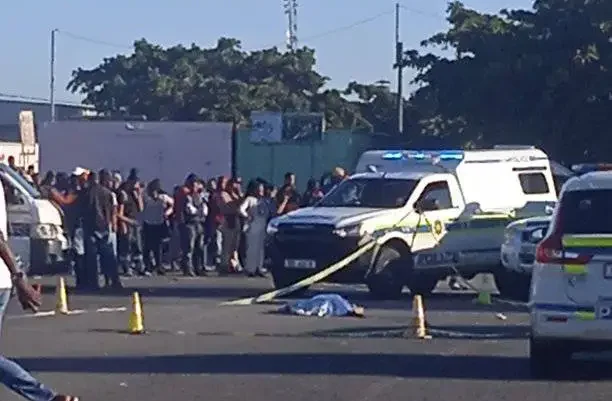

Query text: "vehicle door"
[411, 180, 461, 268]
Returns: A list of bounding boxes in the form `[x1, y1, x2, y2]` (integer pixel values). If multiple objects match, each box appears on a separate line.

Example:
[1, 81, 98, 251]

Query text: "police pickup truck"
[265, 146, 558, 299]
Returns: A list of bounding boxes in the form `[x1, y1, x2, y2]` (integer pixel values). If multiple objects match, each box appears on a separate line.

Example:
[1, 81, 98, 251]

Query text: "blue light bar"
[380, 149, 464, 161]
[381, 151, 404, 160]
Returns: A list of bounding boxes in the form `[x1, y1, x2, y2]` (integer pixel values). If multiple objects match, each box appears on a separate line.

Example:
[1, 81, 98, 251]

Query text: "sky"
[0, 0, 534, 106]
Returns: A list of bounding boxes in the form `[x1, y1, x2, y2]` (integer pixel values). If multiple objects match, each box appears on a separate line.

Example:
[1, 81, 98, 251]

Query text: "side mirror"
[414, 198, 438, 213]
[529, 227, 546, 243]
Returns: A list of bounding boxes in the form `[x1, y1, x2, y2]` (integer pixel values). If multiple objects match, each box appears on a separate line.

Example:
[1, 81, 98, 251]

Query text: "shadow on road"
[15, 352, 612, 381]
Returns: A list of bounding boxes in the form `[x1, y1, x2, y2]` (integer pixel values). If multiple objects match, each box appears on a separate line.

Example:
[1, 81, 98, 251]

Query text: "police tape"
[220, 240, 377, 306]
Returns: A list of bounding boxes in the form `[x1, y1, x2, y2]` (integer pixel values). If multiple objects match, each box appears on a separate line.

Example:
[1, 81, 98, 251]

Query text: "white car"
[498, 216, 551, 301]
[530, 170, 612, 378]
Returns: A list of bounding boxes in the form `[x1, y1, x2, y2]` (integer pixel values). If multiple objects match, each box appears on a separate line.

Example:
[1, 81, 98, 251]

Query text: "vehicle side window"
[518, 173, 549, 194]
[0, 176, 23, 205]
[418, 181, 454, 210]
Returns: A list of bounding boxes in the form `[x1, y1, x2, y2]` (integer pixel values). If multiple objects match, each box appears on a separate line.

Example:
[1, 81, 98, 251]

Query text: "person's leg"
[117, 233, 132, 276]
[130, 227, 147, 276]
[142, 223, 154, 272]
[179, 224, 196, 276]
[0, 289, 57, 401]
[152, 224, 165, 274]
[244, 229, 260, 275]
[100, 234, 121, 289]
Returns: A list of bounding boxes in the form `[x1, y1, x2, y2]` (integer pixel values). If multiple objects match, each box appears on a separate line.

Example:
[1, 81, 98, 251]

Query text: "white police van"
[530, 166, 612, 377]
[266, 146, 557, 299]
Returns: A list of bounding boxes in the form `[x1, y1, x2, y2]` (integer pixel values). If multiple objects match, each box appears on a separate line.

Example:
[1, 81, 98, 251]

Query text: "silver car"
[498, 216, 551, 300]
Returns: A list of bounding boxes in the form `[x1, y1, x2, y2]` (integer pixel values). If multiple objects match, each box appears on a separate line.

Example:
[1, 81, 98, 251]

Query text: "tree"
[68, 38, 400, 132]
[404, 0, 612, 162]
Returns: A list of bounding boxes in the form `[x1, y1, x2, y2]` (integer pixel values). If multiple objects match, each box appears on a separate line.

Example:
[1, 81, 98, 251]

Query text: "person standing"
[276, 172, 301, 214]
[80, 171, 121, 290]
[175, 174, 206, 276]
[117, 180, 147, 276]
[219, 178, 242, 274]
[238, 181, 269, 277]
[142, 179, 173, 275]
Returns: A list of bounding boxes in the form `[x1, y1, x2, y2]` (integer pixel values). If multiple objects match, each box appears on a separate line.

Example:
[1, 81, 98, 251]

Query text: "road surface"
[0, 274, 610, 401]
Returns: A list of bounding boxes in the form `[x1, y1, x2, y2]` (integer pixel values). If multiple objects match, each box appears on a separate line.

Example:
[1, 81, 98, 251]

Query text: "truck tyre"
[493, 267, 528, 301]
[366, 246, 405, 300]
[529, 337, 572, 379]
[408, 275, 439, 297]
[271, 268, 310, 297]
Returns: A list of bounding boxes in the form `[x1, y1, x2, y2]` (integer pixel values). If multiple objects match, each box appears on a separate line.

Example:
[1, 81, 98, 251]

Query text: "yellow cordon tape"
[220, 240, 377, 306]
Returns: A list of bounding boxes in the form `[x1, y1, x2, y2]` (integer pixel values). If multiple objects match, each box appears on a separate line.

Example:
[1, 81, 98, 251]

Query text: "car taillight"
[534, 205, 593, 265]
[535, 235, 590, 264]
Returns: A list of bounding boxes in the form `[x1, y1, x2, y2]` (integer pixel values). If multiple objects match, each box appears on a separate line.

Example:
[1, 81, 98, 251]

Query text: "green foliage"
[67, 38, 411, 132]
[406, 0, 612, 161]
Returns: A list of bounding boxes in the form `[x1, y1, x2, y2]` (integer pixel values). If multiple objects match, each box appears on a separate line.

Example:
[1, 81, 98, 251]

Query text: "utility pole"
[395, 3, 404, 136]
[49, 29, 58, 122]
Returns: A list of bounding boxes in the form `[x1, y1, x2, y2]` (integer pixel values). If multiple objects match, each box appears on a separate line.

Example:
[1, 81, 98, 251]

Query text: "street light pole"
[50, 29, 58, 122]
[395, 3, 404, 136]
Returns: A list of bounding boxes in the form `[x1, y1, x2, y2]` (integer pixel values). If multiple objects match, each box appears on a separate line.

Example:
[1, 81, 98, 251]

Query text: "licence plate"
[284, 259, 316, 269]
[604, 263, 612, 279]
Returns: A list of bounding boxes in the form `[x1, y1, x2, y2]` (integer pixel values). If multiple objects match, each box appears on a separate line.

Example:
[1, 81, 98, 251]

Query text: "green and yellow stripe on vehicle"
[560, 234, 612, 275]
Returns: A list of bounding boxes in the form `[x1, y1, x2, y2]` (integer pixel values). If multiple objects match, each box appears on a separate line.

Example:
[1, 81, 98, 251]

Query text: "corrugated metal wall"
[235, 129, 391, 190]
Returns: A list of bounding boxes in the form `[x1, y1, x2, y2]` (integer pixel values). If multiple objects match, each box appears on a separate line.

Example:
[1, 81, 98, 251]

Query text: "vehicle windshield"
[0, 164, 41, 199]
[318, 178, 419, 208]
[560, 189, 612, 234]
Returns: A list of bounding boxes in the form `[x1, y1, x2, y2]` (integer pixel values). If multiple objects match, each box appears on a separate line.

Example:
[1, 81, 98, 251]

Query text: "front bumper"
[501, 242, 535, 275]
[31, 236, 67, 266]
[265, 225, 372, 283]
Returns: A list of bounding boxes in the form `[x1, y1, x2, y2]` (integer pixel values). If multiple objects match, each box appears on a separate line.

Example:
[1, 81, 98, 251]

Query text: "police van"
[265, 146, 557, 299]
[530, 167, 612, 377]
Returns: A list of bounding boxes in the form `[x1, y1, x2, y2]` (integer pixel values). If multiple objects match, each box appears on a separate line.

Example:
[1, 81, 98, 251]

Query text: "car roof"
[563, 171, 612, 193]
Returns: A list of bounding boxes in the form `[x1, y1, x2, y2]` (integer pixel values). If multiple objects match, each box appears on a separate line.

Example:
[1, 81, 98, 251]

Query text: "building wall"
[235, 129, 388, 190]
[0, 100, 87, 126]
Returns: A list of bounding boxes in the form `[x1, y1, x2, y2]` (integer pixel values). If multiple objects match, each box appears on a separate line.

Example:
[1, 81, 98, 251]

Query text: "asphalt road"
[0, 274, 611, 401]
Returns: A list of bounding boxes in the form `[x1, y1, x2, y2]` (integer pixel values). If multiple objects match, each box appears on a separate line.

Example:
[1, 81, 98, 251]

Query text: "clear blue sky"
[0, 0, 533, 105]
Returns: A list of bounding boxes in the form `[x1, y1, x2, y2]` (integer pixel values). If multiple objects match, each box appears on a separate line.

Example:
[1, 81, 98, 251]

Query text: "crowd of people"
[15, 161, 349, 291]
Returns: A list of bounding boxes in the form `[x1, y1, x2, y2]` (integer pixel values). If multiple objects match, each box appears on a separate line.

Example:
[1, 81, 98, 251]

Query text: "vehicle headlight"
[32, 224, 58, 239]
[503, 229, 516, 244]
[266, 220, 279, 235]
[333, 224, 362, 238]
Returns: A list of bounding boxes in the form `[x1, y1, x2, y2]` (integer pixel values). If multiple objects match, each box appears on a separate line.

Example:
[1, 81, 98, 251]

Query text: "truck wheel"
[493, 267, 521, 301]
[367, 246, 405, 300]
[408, 275, 439, 296]
[529, 337, 572, 379]
[271, 268, 310, 298]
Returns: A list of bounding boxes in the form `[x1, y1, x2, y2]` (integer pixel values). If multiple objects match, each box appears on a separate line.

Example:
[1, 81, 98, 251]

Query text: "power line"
[0, 92, 85, 107]
[399, 4, 445, 20]
[56, 30, 132, 50]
